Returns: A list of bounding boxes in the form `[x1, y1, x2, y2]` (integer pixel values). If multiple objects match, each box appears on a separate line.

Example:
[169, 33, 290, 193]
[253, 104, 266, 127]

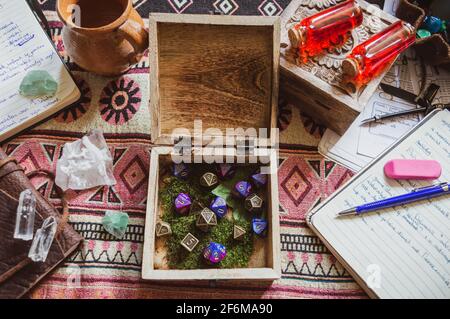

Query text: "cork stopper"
[342, 58, 359, 79]
[402, 22, 416, 37]
[288, 27, 304, 49]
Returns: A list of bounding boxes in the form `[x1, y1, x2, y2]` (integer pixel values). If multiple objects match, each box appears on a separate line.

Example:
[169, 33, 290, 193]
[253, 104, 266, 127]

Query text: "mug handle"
[118, 19, 149, 65]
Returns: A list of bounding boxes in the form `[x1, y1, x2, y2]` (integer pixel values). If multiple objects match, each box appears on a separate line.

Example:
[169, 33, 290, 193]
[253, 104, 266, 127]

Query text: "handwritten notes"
[0, 0, 77, 139]
[311, 110, 450, 298]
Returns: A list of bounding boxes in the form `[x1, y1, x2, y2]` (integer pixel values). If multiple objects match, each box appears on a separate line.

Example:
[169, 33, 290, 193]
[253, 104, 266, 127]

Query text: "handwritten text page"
[0, 0, 76, 137]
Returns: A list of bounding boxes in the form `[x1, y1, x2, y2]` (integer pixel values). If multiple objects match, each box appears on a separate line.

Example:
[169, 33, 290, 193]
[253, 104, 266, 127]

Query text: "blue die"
[210, 196, 228, 219]
[232, 181, 252, 199]
[173, 163, 189, 180]
[217, 163, 236, 180]
[252, 218, 268, 237]
[251, 172, 268, 188]
[203, 242, 227, 264]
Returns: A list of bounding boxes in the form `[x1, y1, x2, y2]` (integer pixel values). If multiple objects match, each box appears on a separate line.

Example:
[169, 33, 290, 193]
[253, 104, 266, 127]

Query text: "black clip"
[417, 83, 441, 114]
[424, 83, 440, 104]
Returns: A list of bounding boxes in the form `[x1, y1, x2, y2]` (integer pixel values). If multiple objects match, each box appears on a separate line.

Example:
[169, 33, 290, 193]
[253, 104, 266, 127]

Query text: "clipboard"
[307, 108, 450, 299]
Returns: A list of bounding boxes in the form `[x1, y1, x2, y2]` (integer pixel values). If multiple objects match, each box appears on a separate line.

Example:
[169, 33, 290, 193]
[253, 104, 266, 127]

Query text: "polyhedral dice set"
[154, 161, 270, 268]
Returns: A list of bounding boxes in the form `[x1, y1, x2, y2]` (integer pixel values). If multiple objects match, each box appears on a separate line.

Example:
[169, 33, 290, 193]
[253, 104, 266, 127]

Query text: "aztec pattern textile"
[3, 0, 367, 298]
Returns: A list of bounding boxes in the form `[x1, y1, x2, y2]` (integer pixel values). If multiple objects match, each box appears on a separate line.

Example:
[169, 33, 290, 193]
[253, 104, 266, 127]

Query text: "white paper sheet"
[319, 47, 450, 172]
[356, 91, 421, 158]
[319, 52, 420, 171]
[319, 115, 373, 172]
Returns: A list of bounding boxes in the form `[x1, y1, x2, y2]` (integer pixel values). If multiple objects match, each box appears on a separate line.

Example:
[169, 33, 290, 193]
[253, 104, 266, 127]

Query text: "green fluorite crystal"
[102, 211, 129, 239]
[19, 70, 58, 97]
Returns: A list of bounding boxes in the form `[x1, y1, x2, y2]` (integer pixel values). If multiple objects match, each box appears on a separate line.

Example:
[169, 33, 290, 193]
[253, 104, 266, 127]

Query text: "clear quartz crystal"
[14, 189, 36, 241]
[28, 216, 57, 263]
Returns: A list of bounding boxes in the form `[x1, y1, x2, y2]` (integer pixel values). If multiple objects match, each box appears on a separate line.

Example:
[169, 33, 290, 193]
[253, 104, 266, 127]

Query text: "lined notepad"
[309, 109, 450, 299]
[0, 0, 80, 141]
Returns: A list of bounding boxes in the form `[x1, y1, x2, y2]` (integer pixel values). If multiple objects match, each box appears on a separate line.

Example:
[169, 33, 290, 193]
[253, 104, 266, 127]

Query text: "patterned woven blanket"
[3, 0, 367, 299]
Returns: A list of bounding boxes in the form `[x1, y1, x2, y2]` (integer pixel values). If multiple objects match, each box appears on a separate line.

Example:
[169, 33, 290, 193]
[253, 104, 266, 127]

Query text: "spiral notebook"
[0, 0, 80, 142]
[308, 109, 450, 299]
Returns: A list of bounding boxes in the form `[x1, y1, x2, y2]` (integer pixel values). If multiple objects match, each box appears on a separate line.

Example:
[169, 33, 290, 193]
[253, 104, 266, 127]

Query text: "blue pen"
[336, 182, 450, 217]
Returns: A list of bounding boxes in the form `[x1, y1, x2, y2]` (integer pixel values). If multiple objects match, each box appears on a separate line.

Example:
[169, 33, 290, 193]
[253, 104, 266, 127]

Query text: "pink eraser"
[384, 159, 442, 180]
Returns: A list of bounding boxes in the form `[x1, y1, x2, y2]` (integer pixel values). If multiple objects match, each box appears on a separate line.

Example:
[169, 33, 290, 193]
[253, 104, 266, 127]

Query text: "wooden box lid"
[149, 14, 280, 145]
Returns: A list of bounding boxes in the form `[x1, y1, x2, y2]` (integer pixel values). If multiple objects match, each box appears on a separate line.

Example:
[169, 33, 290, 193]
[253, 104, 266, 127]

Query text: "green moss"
[159, 164, 257, 270]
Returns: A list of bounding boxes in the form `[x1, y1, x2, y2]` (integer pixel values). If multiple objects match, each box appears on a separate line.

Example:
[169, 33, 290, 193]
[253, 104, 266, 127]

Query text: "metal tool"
[360, 83, 449, 125]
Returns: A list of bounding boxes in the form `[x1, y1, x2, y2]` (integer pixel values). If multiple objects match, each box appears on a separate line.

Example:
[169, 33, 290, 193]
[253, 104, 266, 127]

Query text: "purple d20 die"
[173, 163, 189, 180]
[210, 196, 228, 219]
[251, 171, 268, 189]
[232, 181, 252, 199]
[203, 242, 227, 264]
[252, 218, 268, 237]
[174, 193, 192, 215]
[216, 163, 236, 180]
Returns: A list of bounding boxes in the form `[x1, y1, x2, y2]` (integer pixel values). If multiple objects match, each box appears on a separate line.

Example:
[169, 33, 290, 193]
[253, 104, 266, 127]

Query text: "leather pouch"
[0, 148, 83, 299]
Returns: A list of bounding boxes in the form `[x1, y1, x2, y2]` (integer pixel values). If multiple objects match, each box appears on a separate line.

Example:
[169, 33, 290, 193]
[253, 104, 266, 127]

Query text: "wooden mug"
[57, 0, 149, 76]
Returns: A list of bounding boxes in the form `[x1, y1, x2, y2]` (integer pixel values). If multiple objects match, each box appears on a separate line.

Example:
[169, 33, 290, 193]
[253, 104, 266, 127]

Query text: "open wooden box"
[279, 0, 399, 135]
[142, 14, 281, 281]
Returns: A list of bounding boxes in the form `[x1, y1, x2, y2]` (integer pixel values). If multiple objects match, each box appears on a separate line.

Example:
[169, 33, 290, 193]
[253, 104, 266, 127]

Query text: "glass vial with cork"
[342, 20, 416, 91]
[288, 0, 363, 61]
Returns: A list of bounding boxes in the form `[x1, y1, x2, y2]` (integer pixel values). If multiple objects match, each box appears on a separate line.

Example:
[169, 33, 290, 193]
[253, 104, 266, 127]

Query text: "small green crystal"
[417, 29, 431, 39]
[102, 211, 129, 239]
[19, 70, 58, 97]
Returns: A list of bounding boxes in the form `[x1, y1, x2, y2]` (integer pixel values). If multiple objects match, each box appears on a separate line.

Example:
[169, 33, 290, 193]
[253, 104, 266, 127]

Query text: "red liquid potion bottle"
[342, 21, 415, 88]
[289, 0, 363, 61]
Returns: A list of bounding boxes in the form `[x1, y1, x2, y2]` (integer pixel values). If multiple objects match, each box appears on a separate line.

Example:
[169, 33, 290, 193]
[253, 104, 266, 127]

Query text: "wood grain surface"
[151, 16, 276, 136]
